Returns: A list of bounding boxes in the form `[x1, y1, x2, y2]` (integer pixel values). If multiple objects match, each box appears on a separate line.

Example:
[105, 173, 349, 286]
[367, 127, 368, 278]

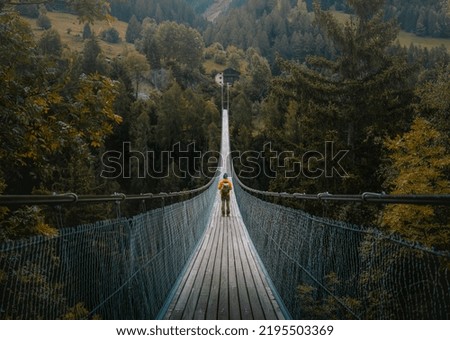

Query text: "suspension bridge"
[0, 108, 449, 320]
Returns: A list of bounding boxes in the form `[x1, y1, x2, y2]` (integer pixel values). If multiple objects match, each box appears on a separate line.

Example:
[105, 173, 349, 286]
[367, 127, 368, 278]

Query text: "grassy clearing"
[397, 31, 450, 50]
[330, 10, 450, 51]
[23, 11, 135, 57]
[203, 59, 227, 75]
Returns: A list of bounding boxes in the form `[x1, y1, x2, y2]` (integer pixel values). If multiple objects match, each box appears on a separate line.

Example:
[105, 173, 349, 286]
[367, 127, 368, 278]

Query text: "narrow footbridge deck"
[163, 182, 286, 320]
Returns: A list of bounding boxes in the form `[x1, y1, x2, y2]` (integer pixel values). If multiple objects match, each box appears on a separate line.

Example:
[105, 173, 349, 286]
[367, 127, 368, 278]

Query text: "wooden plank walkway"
[163, 182, 286, 320]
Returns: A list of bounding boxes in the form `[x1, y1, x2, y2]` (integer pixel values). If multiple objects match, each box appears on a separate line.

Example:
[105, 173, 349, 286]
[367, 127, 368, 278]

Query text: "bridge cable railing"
[0, 174, 219, 320]
[0, 178, 215, 206]
[232, 169, 450, 320]
[234, 177, 450, 206]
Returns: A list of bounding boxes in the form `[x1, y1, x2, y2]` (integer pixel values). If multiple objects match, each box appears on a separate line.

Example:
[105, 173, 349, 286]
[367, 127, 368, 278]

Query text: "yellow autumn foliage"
[36, 221, 59, 238]
[383, 117, 450, 249]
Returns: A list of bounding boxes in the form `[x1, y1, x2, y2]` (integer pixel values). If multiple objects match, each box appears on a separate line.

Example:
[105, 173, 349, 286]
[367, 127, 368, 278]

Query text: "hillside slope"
[23, 11, 135, 57]
[203, 0, 232, 22]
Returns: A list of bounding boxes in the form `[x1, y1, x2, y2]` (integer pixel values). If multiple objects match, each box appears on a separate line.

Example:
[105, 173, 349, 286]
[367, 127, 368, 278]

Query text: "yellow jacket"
[218, 179, 233, 197]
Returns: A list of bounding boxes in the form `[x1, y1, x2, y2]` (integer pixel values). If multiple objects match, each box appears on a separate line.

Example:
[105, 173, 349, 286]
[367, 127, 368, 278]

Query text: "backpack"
[221, 182, 231, 197]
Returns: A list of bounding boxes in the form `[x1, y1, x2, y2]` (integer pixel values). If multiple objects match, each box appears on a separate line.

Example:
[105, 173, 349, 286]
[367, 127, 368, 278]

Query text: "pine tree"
[157, 83, 186, 148]
[100, 27, 120, 43]
[138, 18, 160, 69]
[416, 9, 427, 36]
[244, 48, 272, 101]
[125, 15, 142, 43]
[82, 23, 92, 40]
[38, 28, 62, 56]
[290, 31, 303, 60]
[415, 65, 450, 137]
[37, 13, 51, 29]
[264, 0, 416, 194]
[81, 38, 103, 74]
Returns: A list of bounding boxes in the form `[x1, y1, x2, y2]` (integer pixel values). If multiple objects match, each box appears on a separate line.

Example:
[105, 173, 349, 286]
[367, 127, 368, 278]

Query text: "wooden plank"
[193, 209, 222, 319]
[227, 214, 241, 320]
[241, 235, 286, 320]
[233, 221, 266, 320]
[166, 207, 218, 319]
[229, 195, 285, 320]
[229, 215, 253, 319]
[240, 233, 279, 319]
[164, 233, 208, 319]
[229, 191, 286, 320]
[181, 216, 220, 319]
[206, 211, 226, 319]
[230, 194, 280, 320]
[217, 214, 230, 320]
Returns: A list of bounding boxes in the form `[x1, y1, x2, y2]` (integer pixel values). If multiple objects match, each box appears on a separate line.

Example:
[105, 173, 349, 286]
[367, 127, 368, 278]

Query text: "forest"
[0, 0, 449, 252]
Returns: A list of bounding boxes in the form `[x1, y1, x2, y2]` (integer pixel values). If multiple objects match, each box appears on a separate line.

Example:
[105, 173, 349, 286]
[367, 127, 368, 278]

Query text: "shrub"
[100, 27, 120, 44]
[37, 14, 52, 30]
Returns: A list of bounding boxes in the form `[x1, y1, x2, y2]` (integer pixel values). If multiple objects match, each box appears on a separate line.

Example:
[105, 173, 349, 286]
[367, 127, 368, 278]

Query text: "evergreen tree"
[81, 38, 103, 74]
[262, 0, 416, 195]
[416, 9, 427, 36]
[137, 18, 161, 69]
[243, 48, 272, 102]
[38, 28, 63, 56]
[100, 27, 120, 43]
[290, 31, 303, 60]
[37, 13, 52, 30]
[126, 15, 142, 43]
[156, 82, 185, 148]
[415, 65, 450, 137]
[127, 100, 155, 193]
[15, 3, 39, 18]
[313, 0, 414, 176]
[82, 23, 92, 40]
[230, 93, 253, 138]
[155, 4, 164, 22]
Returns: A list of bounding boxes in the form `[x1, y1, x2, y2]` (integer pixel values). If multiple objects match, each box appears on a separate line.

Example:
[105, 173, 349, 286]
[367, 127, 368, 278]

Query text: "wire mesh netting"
[234, 181, 450, 320]
[0, 182, 217, 320]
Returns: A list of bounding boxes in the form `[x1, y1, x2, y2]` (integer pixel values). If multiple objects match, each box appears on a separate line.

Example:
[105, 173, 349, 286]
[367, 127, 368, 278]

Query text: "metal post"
[221, 84, 224, 111]
[227, 83, 230, 112]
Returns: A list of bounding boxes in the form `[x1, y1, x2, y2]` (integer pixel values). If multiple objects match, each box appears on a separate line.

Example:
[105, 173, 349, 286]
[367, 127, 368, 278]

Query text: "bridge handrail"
[0, 174, 219, 206]
[232, 172, 450, 206]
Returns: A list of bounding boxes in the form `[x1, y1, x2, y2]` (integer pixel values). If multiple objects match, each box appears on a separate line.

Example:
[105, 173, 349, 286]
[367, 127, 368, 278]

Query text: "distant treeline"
[227, 0, 450, 37]
[109, 0, 207, 28]
[320, 0, 450, 38]
[203, 0, 450, 66]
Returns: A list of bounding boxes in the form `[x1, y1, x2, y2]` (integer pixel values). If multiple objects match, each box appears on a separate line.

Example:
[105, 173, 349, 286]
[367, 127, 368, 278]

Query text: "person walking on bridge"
[218, 173, 232, 217]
